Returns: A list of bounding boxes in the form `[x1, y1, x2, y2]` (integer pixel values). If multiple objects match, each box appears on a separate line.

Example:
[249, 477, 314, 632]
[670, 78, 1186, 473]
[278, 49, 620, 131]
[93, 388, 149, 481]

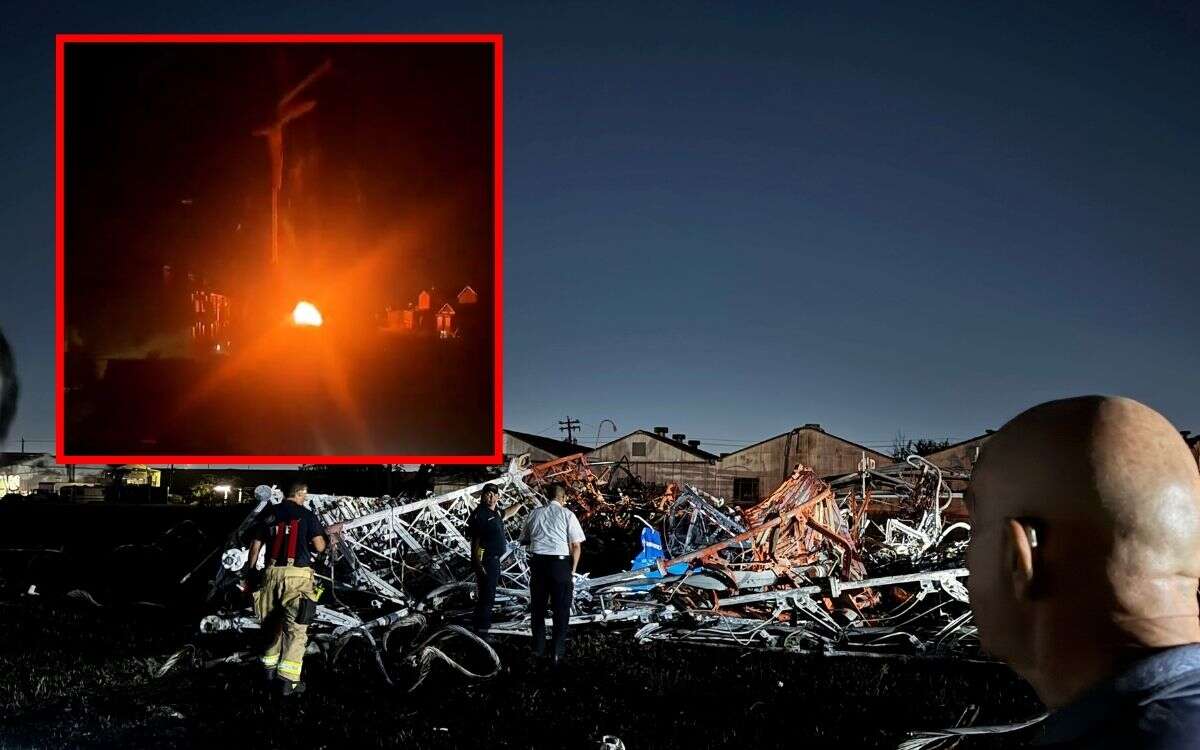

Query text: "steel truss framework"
[197, 454, 979, 688]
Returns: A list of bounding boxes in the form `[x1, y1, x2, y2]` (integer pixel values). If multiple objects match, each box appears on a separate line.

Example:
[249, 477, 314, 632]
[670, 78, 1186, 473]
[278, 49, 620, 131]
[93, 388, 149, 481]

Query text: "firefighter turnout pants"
[252, 565, 318, 683]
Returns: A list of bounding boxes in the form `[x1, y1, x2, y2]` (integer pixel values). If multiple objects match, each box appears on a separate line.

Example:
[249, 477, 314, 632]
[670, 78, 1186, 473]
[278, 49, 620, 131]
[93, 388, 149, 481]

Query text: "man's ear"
[1004, 517, 1037, 601]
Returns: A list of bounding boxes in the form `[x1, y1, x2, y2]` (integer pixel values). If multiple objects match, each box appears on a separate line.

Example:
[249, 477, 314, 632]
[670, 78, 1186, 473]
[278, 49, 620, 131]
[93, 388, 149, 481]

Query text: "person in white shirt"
[519, 482, 586, 662]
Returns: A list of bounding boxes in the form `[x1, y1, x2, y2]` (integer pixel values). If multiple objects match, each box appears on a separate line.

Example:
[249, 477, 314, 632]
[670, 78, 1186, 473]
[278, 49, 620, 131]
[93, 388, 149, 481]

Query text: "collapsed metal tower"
[192, 452, 977, 687]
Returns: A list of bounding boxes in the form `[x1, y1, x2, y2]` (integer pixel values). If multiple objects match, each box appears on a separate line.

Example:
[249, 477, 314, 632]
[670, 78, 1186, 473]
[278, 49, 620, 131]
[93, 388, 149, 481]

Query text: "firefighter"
[242, 482, 327, 696]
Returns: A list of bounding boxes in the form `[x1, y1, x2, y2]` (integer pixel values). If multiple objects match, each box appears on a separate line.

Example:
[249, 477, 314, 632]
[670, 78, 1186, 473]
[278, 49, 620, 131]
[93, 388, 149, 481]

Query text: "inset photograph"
[58, 36, 501, 461]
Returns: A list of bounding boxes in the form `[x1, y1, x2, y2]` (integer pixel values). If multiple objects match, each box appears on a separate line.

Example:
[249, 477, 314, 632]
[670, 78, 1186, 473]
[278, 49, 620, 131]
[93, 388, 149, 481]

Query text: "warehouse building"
[588, 427, 720, 490]
[503, 429, 590, 463]
[714, 424, 891, 504]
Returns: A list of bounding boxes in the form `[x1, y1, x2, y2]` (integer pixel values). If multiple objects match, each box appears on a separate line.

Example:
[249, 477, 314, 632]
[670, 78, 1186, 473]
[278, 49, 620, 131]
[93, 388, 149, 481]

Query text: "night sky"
[3, 1, 1198, 456]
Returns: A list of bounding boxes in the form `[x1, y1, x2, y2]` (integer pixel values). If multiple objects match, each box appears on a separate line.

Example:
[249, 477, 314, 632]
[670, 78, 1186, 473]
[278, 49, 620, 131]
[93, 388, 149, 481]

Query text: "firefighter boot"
[280, 680, 306, 697]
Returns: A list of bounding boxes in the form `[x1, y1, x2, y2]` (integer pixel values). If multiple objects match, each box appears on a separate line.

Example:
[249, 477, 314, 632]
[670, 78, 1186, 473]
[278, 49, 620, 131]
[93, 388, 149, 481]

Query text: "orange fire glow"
[292, 300, 323, 327]
[173, 240, 402, 452]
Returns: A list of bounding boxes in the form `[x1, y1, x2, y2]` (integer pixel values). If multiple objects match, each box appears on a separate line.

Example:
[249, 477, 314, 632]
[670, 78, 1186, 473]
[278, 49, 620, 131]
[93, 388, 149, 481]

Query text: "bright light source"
[214, 484, 232, 499]
[292, 300, 323, 327]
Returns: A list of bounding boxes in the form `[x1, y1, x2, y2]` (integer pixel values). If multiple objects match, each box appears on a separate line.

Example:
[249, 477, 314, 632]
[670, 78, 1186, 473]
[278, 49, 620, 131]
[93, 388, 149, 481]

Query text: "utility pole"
[254, 58, 331, 267]
[559, 417, 581, 445]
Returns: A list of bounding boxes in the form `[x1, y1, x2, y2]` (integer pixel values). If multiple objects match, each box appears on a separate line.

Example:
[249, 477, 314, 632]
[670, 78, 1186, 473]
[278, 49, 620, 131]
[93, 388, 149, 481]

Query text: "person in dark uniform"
[466, 486, 520, 638]
[241, 482, 327, 696]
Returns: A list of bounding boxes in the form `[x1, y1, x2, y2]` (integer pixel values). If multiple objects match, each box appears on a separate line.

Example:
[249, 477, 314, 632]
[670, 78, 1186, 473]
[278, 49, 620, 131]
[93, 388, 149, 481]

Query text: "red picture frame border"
[55, 33, 504, 465]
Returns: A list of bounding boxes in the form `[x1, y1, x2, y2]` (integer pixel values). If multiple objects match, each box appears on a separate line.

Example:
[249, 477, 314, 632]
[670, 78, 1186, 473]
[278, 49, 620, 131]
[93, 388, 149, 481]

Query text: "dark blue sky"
[3, 1, 1198, 455]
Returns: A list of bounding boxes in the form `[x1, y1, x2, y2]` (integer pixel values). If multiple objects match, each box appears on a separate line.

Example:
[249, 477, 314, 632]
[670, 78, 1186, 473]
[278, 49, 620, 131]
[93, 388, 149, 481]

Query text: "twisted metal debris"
[194, 452, 979, 688]
[579, 459, 975, 654]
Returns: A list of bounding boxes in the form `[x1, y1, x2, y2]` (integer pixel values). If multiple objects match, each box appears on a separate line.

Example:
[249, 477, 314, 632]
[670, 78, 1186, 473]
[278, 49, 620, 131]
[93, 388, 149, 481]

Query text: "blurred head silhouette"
[0, 329, 17, 444]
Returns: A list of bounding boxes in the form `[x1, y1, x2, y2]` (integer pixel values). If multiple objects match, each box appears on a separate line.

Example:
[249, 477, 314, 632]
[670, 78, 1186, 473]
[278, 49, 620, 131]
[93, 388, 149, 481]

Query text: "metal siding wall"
[589, 431, 891, 503]
[923, 436, 991, 472]
[714, 431, 891, 503]
[502, 435, 558, 463]
[589, 435, 695, 463]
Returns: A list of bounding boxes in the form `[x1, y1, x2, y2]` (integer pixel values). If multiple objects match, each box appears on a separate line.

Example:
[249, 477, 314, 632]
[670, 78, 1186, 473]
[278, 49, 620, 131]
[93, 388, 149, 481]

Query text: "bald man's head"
[966, 396, 1200, 706]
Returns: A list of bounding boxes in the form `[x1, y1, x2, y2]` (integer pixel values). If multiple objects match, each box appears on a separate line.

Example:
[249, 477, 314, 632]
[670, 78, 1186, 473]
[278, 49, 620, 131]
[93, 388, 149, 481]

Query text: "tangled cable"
[406, 624, 500, 692]
[156, 618, 499, 693]
[897, 708, 1047, 750]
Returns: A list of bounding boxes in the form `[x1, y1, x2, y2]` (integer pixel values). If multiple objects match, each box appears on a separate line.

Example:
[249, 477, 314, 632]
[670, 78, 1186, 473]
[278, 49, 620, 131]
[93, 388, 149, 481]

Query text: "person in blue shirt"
[966, 396, 1200, 749]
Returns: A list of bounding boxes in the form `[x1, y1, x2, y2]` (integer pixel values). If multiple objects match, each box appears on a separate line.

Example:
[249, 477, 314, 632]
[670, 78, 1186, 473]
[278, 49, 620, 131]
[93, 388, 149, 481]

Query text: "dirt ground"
[0, 502, 1046, 749]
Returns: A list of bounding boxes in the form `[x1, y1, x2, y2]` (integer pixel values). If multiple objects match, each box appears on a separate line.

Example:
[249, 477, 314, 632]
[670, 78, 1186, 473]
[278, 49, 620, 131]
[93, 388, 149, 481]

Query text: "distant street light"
[595, 419, 618, 447]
